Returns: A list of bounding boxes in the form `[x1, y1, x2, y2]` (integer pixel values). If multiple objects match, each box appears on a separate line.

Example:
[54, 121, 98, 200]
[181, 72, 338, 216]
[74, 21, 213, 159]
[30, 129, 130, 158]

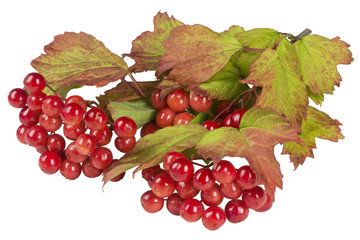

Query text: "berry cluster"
[8, 72, 138, 181]
[140, 151, 273, 230]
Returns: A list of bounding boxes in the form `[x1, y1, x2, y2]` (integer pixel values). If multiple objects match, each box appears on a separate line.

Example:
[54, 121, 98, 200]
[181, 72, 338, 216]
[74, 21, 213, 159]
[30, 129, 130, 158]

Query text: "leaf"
[242, 39, 309, 129]
[43, 84, 82, 99]
[103, 124, 208, 184]
[31, 32, 128, 87]
[221, 25, 245, 37]
[157, 78, 184, 97]
[157, 24, 243, 85]
[107, 99, 157, 128]
[233, 28, 281, 78]
[294, 35, 353, 99]
[124, 12, 184, 73]
[189, 112, 210, 124]
[307, 86, 324, 105]
[282, 106, 344, 169]
[196, 106, 302, 200]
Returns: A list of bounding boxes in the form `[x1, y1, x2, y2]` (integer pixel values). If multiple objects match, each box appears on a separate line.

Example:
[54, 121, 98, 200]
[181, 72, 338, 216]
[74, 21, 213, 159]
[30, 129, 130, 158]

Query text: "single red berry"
[27, 92, 46, 112]
[202, 206, 226, 230]
[141, 164, 161, 181]
[65, 95, 87, 112]
[156, 107, 175, 128]
[242, 186, 266, 210]
[90, 126, 112, 146]
[166, 193, 184, 216]
[141, 190, 164, 213]
[212, 160, 236, 184]
[25, 125, 48, 147]
[202, 120, 220, 131]
[23, 72, 46, 93]
[166, 89, 189, 113]
[169, 158, 194, 182]
[235, 165, 257, 190]
[140, 121, 160, 137]
[192, 168, 215, 191]
[225, 199, 249, 223]
[163, 151, 186, 172]
[189, 93, 213, 112]
[65, 142, 88, 164]
[90, 147, 113, 170]
[221, 113, 233, 127]
[36, 145, 49, 154]
[39, 113, 62, 132]
[84, 108, 108, 131]
[220, 181, 243, 199]
[147, 168, 167, 188]
[38, 151, 61, 174]
[173, 112, 194, 125]
[150, 89, 167, 110]
[175, 180, 199, 199]
[179, 198, 204, 222]
[254, 193, 273, 212]
[61, 103, 85, 125]
[60, 160, 82, 180]
[63, 121, 86, 140]
[8, 88, 27, 108]
[19, 106, 41, 127]
[47, 134, 66, 153]
[75, 133, 97, 155]
[113, 116, 137, 138]
[201, 184, 224, 206]
[230, 109, 246, 128]
[114, 136, 136, 153]
[151, 172, 176, 198]
[16, 125, 29, 144]
[82, 158, 102, 178]
[41, 95, 64, 117]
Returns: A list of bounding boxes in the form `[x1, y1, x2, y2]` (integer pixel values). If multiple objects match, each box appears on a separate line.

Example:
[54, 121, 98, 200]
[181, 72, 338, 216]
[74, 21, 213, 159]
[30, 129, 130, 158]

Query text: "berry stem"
[128, 72, 146, 97]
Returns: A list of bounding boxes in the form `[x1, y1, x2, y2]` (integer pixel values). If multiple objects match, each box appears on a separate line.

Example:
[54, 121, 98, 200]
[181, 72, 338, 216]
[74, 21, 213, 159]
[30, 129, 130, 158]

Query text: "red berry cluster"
[8, 72, 137, 181]
[140, 151, 273, 230]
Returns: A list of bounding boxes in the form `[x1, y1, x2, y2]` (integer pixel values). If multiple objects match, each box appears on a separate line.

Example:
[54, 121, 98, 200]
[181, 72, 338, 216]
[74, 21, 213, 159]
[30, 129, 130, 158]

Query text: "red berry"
[47, 134, 66, 153]
[75, 133, 97, 155]
[212, 160, 236, 184]
[175, 180, 199, 199]
[65, 142, 88, 164]
[254, 193, 273, 212]
[202, 120, 220, 131]
[202, 206, 226, 230]
[201, 184, 224, 206]
[23, 72, 46, 93]
[39, 113, 62, 132]
[189, 93, 213, 112]
[169, 158, 194, 182]
[141, 164, 161, 181]
[141, 190, 164, 213]
[156, 107, 175, 128]
[173, 112, 194, 125]
[192, 168, 215, 191]
[16, 125, 29, 144]
[65, 95, 87, 112]
[225, 199, 249, 223]
[84, 108, 108, 131]
[8, 88, 27, 108]
[63, 121, 86, 140]
[113, 116, 137, 138]
[166, 193, 184, 216]
[38, 151, 61, 174]
[151, 172, 176, 198]
[230, 109, 246, 128]
[114, 136, 136, 153]
[220, 182, 243, 199]
[163, 151, 186, 172]
[60, 160, 82, 180]
[61, 103, 84, 125]
[82, 158, 103, 178]
[221, 113, 233, 127]
[140, 121, 160, 137]
[147, 168, 166, 188]
[242, 186, 266, 210]
[166, 89, 189, 113]
[90, 147, 113, 170]
[90, 126, 112, 146]
[25, 125, 48, 147]
[150, 89, 167, 110]
[27, 92, 46, 112]
[179, 198, 204, 222]
[19, 106, 41, 127]
[41, 95, 64, 117]
[235, 165, 257, 190]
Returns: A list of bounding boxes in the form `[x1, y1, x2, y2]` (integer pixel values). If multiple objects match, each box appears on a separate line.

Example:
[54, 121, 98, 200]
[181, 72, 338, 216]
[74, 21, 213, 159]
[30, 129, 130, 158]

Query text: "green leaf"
[282, 106, 344, 169]
[107, 99, 157, 128]
[233, 28, 281, 78]
[43, 84, 82, 99]
[221, 25, 245, 37]
[307, 86, 324, 105]
[196, 106, 302, 200]
[157, 24, 243, 85]
[189, 112, 210, 124]
[294, 35, 353, 99]
[31, 32, 128, 87]
[124, 12, 184, 73]
[242, 39, 309, 129]
[103, 124, 208, 184]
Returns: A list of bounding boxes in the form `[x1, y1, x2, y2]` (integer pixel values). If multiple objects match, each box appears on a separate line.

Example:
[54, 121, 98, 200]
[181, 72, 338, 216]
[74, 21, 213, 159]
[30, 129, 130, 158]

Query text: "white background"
[0, 0, 359, 239]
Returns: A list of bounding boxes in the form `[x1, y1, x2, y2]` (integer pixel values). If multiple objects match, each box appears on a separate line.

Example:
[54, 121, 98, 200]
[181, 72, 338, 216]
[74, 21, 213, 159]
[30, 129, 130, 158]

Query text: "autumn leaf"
[294, 35, 353, 104]
[31, 32, 128, 87]
[124, 12, 184, 73]
[157, 24, 243, 85]
[103, 124, 208, 185]
[242, 39, 309, 129]
[196, 107, 302, 200]
[282, 106, 344, 169]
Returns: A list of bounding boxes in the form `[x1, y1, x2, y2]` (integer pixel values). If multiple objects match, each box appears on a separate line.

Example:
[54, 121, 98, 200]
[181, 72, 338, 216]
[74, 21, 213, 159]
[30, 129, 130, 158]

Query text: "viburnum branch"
[128, 72, 146, 97]
[280, 28, 312, 43]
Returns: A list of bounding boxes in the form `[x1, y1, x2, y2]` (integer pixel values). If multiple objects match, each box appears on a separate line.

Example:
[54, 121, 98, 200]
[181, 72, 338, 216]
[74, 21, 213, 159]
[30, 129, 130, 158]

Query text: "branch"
[128, 72, 146, 97]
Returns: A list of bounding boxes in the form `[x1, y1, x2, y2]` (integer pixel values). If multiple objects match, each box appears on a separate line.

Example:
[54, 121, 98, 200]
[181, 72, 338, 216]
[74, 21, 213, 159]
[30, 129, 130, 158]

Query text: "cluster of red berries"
[140, 151, 272, 231]
[8, 72, 137, 181]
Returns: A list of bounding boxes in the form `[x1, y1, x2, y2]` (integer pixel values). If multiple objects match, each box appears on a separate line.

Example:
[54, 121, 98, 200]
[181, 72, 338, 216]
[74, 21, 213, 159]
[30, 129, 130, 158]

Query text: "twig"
[128, 72, 146, 97]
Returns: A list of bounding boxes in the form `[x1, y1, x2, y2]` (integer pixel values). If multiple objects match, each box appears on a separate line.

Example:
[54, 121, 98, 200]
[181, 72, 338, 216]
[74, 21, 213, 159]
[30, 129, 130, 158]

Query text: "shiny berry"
[38, 151, 61, 174]
[63, 121, 86, 140]
[141, 190, 164, 213]
[75, 133, 97, 155]
[41, 95, 64, 117]
[61, 103, 85, 125]
[163, 151, 186, 172]
[201, 184, 224, 206]
[150, 89, 167, 110]
[141, 165, 161, 181]
[242, 186, 266, 210]
[254, 193, 273, 212]
[166, 89, 189, 113]
[231, 109, 246, 128]
[140, 121, 159, 137]
[175, 180, 199, 199]
[65, 95, 87, 112]
[169, 158, 194, 182]
[25, 125, 48, 147]
[179, 198, 204, 222]
[235, 165, 257, 190]
[114, 136, 136, 153]
[19, 106, 40, 127]
[156, 107, 175, 128]
[225, 199, 249, 223]
[27, 92, 46, 112]
[23, 72, 46, 93]
[166, 193, 184, 216]
[113, 116, 137, 138]
[202, 206, 226, 230]
[60, 160, 82, 180]
[202, 120, 220, 131]
[220, 182, 243, 199]
[90, 147, 113, 170]
[212, 160, 236, 184]
[16, 125, 29, 144]
[90, 126, 112, 146]
[82, 158, 102, 178]
[84, 108, 108, 131]
[39, 113, 62, 132]
[8, 88, 27, 108]
[189, 93, 213, 112]
[151, 172, 176, 198]
[192, 168, 215, 191]
[173, 112, 194, 125]
[47, 134, 66, 153]
[65, 142, 88, 163]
